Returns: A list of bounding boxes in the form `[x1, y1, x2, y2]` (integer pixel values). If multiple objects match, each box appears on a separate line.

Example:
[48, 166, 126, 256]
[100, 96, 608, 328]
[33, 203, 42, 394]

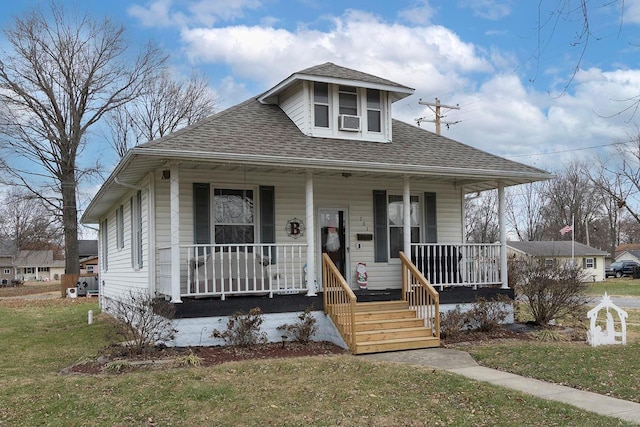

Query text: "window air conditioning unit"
[339, 114, 361, 131]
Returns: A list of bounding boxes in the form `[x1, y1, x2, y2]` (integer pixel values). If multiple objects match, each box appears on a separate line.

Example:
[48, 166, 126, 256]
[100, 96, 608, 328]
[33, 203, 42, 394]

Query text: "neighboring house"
[0, 256, 15, 286]
[78, 240, 99, 274]
[81, 62, 552, 353]
[507, 241, 609, 282]
[0, 241, 16, 286]
[14, 250, 66, 281]
[614, 249, 640, 265]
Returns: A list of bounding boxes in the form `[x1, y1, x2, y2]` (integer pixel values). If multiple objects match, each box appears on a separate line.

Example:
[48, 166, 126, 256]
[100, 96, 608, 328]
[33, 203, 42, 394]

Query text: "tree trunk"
[62, 175, 79, 275]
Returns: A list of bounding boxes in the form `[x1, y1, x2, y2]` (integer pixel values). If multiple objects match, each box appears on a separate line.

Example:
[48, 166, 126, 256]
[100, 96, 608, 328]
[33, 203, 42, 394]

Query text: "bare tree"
[107, 70, 217, 158]
[540, 161, 600, 244]
[0, 189, 62, 251]
[506, 181, 549, 241]
[465, 191, 499, 243]
[0, 3, 166, 275]
[588, 133, 640, 252]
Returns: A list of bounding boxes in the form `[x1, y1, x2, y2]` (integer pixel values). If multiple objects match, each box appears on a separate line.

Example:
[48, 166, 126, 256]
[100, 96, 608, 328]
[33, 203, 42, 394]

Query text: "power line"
[505, 141, 629, 158]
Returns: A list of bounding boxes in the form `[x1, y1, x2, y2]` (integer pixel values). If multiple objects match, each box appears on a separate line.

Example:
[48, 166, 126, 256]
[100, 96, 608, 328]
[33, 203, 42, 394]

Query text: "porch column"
[305, 171, 317, 296]
[498, 181, 508, 289]
[170, 164, 182, 303]
[403, 176, 411, 256]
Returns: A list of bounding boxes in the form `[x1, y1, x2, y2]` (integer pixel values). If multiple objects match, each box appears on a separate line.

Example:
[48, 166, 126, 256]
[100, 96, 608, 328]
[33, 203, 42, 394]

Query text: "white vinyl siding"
[152, 168, 464, 292]
[99, 183, 151, 302]
[278, 80, 307, 133]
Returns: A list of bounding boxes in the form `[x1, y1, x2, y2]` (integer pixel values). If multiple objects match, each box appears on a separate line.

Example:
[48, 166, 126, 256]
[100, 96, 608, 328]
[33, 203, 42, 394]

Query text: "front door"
[319, 208, 348, 281]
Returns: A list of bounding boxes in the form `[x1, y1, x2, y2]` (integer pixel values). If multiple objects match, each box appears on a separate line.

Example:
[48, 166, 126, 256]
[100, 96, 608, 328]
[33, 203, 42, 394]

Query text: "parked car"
[605, 260, 640, 278]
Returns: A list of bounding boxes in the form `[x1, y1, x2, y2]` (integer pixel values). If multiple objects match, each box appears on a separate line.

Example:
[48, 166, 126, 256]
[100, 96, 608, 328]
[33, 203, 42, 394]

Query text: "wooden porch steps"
[341, 301, 440, 355]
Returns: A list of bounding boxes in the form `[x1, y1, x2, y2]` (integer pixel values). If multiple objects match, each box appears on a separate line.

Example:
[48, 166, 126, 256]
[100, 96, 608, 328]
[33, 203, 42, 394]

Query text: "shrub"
[516, 261, 588, 325]
[177, 350, 203, 367]
[106, 291, 177, 355]
[277, 308, 318, 344]
[211, 307, 267, 347]
[439, 306, 468, 340]
[440, 295, 512, 339]
[466, 295, 511, 333]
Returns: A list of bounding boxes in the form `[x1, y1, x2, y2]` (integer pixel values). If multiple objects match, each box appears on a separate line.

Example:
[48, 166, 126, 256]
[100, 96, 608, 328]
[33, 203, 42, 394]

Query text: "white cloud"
[458, 0, 512, 20]
[128, 0, 262, 28]
[398, 0, 436, 25]
[180, 9, 492, 99]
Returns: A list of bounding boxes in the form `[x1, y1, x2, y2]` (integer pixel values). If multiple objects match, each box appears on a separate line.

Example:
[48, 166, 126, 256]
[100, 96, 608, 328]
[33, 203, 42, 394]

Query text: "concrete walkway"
[363, 348, 640, 425]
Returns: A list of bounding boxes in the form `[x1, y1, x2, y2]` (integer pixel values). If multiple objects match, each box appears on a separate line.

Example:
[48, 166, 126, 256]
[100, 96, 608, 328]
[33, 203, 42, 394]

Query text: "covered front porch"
[155, 241, 505, 301]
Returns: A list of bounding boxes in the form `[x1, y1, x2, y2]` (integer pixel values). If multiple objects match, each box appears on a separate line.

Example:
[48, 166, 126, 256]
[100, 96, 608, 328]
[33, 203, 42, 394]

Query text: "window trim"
[3, 268, 10, 275]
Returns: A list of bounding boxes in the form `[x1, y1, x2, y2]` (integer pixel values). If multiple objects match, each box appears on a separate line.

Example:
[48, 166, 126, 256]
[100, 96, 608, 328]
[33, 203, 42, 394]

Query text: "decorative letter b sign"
[286, 218, 304, 239]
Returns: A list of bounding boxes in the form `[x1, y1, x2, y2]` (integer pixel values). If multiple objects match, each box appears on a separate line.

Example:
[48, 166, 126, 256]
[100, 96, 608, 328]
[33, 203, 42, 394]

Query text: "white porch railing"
[411, 243, 502, 289]
[157, 243, 307, 300]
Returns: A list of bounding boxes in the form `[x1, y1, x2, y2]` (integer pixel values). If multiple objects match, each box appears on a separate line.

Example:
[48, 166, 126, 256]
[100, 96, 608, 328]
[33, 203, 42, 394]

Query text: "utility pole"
[416, 98, 460, 135]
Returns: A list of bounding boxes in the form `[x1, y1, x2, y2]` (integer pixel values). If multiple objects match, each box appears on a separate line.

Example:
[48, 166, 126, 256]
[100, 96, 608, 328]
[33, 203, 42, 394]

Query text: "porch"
[156, 242, 508, 354]
[155, 242, 505, 301]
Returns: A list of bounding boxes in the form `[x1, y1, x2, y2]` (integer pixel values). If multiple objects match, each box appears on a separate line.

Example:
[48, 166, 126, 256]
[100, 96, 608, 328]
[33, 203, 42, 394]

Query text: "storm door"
[319, 208, 349, 281]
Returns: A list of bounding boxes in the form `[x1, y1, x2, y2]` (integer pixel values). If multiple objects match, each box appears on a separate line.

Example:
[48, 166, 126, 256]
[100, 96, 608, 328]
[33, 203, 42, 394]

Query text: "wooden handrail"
[322, 253, 357, 353]
[399, 251, 440, 339]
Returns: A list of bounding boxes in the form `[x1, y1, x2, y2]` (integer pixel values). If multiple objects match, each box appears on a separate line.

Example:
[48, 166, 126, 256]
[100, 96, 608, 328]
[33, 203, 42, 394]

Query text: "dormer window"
[314, 82, 329, 128]
[338, 86, 358, 115]
[310, 80, 389, 141]
[367, 89, 381, 132]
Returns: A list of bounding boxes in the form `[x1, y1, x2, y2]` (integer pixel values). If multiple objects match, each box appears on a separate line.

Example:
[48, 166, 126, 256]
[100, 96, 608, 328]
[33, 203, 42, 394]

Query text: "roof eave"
[258, 73, 414, 104]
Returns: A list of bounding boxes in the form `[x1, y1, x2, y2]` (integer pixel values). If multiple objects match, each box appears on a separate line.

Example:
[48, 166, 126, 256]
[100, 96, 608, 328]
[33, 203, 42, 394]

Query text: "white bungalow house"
[81, 63, 552, 354]
[507, 241, 609, 282]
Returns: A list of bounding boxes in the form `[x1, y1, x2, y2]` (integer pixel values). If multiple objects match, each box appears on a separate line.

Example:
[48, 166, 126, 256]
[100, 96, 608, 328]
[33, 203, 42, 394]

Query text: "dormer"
[258, 62, 414, 143]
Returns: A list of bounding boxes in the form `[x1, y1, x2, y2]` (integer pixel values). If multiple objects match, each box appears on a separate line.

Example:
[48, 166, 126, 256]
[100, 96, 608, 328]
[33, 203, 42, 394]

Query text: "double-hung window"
[367, 89, 381, 132]
[116, 204, 124, 249]
[102, 219, 108, 271]
[338, 85, 358, 116]
[131, 191, 143, 269]
[214, 189, 255, 245]
[313, 82, 329, 128]
[387, 194, 420, 259]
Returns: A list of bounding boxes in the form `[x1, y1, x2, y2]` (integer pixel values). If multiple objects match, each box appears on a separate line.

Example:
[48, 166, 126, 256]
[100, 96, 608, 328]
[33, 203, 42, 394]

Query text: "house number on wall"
[285, 218, 304, 239]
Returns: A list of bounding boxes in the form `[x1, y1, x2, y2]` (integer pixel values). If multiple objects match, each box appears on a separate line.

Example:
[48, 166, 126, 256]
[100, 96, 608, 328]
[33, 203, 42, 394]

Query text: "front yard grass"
[464, 341, 640, 404]
[587, 278, 640, 297]
[0, 298, 635, 426]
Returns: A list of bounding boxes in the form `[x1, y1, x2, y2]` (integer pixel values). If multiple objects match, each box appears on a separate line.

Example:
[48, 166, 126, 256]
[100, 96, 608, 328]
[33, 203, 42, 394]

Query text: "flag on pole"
[559, 225, 573, 235]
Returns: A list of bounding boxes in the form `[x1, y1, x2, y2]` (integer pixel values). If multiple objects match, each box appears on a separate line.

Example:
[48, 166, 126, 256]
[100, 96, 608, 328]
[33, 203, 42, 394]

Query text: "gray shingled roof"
[136, 97, 548, 177]
[508, 241, 609, 257]
[82, 63, 553, 223]
[78, 240, 98, 258]
[296, 62, 413, 91]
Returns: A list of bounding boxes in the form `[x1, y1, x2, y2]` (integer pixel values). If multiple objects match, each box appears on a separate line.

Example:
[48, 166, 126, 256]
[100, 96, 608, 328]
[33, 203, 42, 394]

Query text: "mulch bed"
[63, 323, 574, 375]
[63, 341, 349, 375]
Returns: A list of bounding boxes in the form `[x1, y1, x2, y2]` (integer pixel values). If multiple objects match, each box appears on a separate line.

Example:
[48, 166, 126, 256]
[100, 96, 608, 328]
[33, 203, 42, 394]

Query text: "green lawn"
[0, 298, 634, 426]
[587, 278, 640, 297]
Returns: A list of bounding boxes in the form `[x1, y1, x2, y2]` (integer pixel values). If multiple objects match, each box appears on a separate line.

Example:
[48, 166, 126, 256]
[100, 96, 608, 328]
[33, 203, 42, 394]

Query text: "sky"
[2, 0, 640, 177]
